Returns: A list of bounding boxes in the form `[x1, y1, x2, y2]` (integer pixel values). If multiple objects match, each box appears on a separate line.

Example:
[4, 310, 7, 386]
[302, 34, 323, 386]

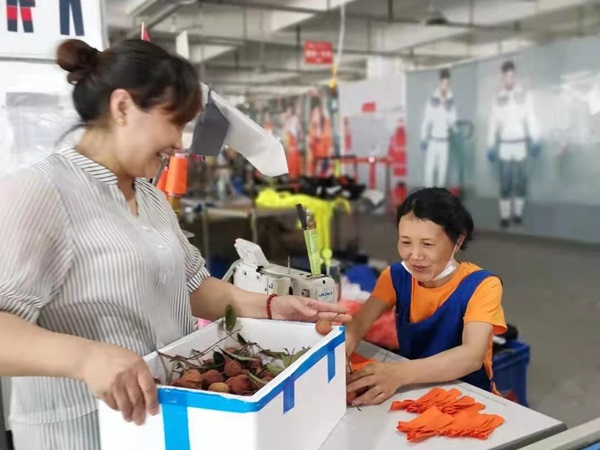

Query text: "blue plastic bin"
[582, 444, 600, 450]
[492, 340, 530, 407]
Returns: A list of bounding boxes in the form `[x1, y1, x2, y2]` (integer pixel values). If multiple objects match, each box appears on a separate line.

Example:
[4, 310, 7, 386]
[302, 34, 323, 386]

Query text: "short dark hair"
[396, 187, 474, 249]
[56, 39, 201, 127]
[501, 60, 515, 74]
[439, 68, 451, 80]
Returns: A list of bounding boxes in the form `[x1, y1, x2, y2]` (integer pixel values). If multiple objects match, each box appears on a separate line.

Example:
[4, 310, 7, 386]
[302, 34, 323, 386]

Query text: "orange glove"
[348, 353, 377, 372]
[392, 387, 506, 442]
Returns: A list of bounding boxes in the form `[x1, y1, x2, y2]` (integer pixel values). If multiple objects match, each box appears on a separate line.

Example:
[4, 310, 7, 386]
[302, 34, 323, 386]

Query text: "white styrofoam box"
[98, 318, 346, 450]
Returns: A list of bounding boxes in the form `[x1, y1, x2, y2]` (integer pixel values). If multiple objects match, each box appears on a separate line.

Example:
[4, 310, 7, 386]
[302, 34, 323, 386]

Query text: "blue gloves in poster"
[420, 141, 428, 152]
[486, 146, 497, 162]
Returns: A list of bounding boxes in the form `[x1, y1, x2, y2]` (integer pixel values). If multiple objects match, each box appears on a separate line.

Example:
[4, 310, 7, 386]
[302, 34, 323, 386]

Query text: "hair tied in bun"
[56, 39, 101, 85]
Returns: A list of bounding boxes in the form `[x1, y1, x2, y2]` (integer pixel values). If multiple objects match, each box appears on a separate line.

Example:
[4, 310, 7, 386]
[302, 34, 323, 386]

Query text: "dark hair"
[439, 68, 451, 80]
[56, 39, 201, 127]
[396, 187, 474, 250]
[501, 60, 515, 74]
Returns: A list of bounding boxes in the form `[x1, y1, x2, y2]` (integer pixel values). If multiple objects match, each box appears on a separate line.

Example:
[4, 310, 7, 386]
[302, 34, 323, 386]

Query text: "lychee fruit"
[226, 374, 254, 395]
[248, 359, 264, 371]
[208, 382, 230, 393]
[202, 369, 223, 388]
[224, 359, 243, 378]
[181, 369, 203, 384]
[171, 378, 199, 389]
[316, 320, 333, 336]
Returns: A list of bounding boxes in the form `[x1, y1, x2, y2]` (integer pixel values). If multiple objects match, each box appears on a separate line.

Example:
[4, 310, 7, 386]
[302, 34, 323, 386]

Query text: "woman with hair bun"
[345, 188, 507, 406]
[0, 39, 349, 450]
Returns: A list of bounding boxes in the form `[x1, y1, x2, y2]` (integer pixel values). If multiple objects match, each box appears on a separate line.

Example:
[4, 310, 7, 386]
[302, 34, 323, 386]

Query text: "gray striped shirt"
[0, 147, 210, 425]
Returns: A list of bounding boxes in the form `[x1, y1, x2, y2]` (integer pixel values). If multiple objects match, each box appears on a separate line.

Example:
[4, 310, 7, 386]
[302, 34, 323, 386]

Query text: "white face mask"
[402, 240, 460, 281]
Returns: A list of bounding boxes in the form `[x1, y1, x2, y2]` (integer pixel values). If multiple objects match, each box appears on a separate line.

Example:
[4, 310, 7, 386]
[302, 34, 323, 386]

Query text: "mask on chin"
[401, 240, 460, 281]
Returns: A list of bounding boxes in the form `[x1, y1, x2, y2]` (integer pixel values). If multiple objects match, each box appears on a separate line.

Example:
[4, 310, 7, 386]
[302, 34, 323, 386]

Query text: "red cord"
[266, 294, 278, 320]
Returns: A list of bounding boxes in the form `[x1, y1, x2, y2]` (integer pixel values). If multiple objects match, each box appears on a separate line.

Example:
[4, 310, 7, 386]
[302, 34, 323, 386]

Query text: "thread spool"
[156, 167, 169, 196]
[165, 154, 188, 214]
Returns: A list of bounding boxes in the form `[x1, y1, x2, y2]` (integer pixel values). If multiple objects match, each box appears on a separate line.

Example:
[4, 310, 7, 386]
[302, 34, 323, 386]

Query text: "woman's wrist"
[265, 294, 278, 320]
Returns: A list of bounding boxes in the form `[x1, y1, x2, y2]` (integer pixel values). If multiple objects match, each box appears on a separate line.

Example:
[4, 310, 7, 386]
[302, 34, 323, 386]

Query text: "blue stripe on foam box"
[160, 327, 345, 450]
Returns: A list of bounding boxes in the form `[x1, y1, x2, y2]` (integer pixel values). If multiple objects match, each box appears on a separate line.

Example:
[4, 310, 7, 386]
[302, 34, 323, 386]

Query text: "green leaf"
[280, 355, 293, 368]
[221, 348, 260, 363]
[290, 347, 311, 365]
[213, 350, 226, 368]
[237, 333, 248, 346]
[261, 349, 287, 359]
[224, 304, 237, 334]
[266, 363, 284, 377]
[247, 371, 268, 387]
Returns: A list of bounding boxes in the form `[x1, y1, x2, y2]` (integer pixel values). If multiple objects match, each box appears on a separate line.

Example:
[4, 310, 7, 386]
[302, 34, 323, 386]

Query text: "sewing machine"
[224, 239, 338, 304]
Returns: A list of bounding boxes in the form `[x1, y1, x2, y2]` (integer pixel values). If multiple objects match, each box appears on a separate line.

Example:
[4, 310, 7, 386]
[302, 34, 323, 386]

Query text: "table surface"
[0, 343, 567, 450]
[320, 341, 567, 450]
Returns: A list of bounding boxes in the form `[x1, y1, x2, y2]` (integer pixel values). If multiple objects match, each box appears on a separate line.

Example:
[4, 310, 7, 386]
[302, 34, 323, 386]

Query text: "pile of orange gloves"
[390, 387, 505, 442]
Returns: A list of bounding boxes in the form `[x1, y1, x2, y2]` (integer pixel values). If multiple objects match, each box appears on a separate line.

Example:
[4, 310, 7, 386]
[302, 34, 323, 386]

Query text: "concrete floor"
[353, 213, 600, 429]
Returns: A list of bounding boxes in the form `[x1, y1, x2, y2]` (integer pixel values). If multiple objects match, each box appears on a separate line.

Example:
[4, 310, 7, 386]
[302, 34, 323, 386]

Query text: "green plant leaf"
[213, 350, 226, 368]
[266, 363, 284, 376]
[290, 347, 311, 364]
[280, 355, 293, 367]
[221, 348, 261, 363]
[261, 349, 287, 359]
[225, 305, 237, 334]
[237, 333, 248, 346]
[247, 371, 269, 387]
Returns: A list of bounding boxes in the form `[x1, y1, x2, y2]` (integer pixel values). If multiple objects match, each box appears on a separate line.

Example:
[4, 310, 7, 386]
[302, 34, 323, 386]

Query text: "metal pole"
[125, 3, 183, 39]
[0, 380, 8, 450]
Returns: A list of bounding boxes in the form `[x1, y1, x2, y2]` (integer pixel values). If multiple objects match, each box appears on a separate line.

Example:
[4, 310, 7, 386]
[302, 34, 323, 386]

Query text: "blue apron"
[390, 263, 494, 392]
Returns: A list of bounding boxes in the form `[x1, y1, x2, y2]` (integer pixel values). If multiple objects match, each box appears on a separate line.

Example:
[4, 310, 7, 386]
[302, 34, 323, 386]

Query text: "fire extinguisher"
[387, 118, 407, 177]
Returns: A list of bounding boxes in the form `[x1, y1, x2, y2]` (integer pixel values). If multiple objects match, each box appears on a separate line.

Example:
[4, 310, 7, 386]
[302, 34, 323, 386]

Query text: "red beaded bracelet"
[266, 294, 278, 320]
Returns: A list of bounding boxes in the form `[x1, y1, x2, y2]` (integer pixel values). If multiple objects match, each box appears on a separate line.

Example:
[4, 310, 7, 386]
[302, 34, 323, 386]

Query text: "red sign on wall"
[304, 41, 333, 64]
[361, 101, 377, 113]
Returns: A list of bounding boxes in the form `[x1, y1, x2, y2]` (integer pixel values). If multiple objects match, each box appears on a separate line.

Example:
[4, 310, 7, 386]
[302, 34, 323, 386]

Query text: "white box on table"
[98, 318, 347, 450]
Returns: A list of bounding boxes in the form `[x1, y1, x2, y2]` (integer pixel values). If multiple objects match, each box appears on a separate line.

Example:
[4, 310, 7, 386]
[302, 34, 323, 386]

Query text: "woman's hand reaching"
[269, 296, 352, 323]
[346, 361, 408, 406]
[78, 342, 159, 425]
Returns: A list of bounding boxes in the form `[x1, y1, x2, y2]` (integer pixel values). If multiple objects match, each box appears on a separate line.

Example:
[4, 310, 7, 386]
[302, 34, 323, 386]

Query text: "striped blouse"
[0, 147, 210, 425]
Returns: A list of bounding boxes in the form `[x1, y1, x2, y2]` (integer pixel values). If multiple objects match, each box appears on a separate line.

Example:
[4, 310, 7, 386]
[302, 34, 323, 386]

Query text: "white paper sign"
[0, 0, 105, 59]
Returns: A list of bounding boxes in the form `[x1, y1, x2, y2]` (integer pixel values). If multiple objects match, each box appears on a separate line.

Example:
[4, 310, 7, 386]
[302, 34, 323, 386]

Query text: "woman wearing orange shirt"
[308, 99, 332, 177]
[346, 187, 506, 406]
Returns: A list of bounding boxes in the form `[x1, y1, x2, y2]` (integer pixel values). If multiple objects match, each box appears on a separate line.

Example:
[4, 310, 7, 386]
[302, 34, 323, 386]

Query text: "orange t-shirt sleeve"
[464, 276, 507, 335]
[371, 267, 397, 307]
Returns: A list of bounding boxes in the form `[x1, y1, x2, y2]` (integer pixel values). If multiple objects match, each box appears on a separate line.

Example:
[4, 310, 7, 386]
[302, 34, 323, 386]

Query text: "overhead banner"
[0, 0, 105, 59]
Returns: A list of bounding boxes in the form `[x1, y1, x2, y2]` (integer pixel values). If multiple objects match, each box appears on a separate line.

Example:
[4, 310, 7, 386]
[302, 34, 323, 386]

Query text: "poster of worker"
[242, 94, 307, 180]
[307, 87, 335, 177]
[420, 68, 458, 188]
[485, 60, 541, 230]
[406, 66, 476, 197]
[242, 86, 341, 180]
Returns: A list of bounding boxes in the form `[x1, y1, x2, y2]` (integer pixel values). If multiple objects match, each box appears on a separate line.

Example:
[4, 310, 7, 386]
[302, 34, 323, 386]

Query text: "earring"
[118, 117, 126, 126]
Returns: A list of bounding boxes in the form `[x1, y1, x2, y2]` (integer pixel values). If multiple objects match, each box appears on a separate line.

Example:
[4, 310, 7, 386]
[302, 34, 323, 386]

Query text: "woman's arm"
[398, 321, 492, 384]
[347, 322, 493, 406]
[189, 277, 268, 320]
[0, 312, 160, 425]
[0, 311, 92, 378]
[344, 296, 391, 355]
[190, 277, 351, 323]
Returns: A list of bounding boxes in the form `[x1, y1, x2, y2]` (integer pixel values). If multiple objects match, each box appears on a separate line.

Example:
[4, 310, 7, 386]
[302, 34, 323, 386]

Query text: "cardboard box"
[98, 318, 346, 450]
